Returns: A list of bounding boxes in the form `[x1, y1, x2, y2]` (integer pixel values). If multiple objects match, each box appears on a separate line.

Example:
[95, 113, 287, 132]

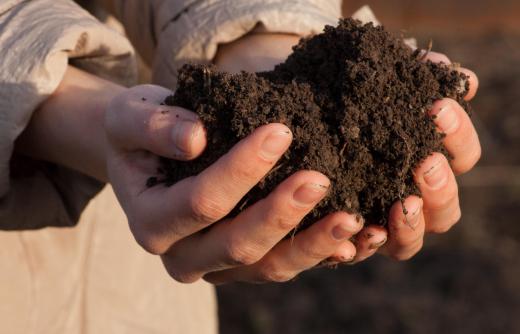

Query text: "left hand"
[354, 51, 480, 262]
[215, 33, 481, 265]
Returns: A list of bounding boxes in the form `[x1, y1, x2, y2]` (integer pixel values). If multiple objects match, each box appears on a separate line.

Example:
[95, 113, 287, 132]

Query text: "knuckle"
[428, 187, 458, 211]
[390, 240, 423, 261]
[429, 206, 461, 234]
[271, 213, 298, 231]
[134, 234, 164, 255]
[165, 266, 199, 284]
[297, 239, 329, 260]
[263, 201, 300, 231]
[189, 193, 228, 224]
[259, 262, 294, 283]
[228, 163, 260, 185]
[129, 221, 166, 255]
[224, 238, 261, 266]
[134, 234, 168, 255]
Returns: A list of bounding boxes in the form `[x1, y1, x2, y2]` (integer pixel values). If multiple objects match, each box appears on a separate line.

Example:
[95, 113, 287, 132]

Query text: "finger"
[421, 52, 478, 101]
[379, 196, 425, 261]
[458, 67, 479, 101]
[351, 225, 387, 264]
[414, 153, 461, 233]
[202, 212, 361, 284]
[163, 170, 330, 279]
[429, 98, 481, 174]
[128, 124, 292, 254]
[106, 85, 206, 160]
[422, 50, 451, 65]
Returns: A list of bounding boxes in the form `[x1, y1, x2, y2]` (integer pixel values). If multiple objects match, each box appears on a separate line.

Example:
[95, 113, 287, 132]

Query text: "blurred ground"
[217, 2, 520, 333]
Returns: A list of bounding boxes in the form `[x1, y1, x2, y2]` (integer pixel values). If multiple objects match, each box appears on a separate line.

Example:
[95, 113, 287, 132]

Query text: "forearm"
[15, 66, 125, 182]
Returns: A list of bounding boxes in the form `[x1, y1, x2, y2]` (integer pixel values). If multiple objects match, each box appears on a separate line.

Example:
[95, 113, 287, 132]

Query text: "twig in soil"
[238, 197, 250, 211]
[339, 142, 348, 157]
[203, 67, 212, 92]
[289, 226, 299, 245]
[395, 128, 414, 229]
[418, 39, 434, 61]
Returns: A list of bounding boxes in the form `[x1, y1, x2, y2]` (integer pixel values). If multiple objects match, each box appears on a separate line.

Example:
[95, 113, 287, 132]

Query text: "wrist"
[214, 32, 301, 73]
[16, 66, 125, 182]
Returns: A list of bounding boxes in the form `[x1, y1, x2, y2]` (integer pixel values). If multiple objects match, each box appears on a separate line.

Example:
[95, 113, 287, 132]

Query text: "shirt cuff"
[152, 0, 342, 88]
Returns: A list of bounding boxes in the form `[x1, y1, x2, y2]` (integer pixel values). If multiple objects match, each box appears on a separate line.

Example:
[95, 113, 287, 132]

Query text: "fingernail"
[172, 119, 201, 154]
[423, 161, 448, 189]
[260, 130, 292, 160]
[404, 203, 422, 228]
[337, 253, 356, 263]
[332, 222, 351, 240]
[369, 237, 387, 250]
[293, 182, 328, 207]
[431, 103, 459, 134]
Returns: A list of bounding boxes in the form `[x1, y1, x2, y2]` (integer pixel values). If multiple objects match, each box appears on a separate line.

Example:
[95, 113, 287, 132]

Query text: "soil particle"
[152, 18, 470, 227]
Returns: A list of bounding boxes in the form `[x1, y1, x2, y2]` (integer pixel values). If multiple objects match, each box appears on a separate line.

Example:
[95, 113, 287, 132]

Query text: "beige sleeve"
[98, 0, 342, 88]
[0, 0, 137, 230]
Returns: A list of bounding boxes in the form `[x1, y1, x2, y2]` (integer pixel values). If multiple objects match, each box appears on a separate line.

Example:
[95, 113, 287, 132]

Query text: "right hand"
[105, 84, 363, 284]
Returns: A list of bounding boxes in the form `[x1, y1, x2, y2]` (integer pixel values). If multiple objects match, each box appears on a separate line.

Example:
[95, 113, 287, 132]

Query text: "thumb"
[106, 84, 206, 160]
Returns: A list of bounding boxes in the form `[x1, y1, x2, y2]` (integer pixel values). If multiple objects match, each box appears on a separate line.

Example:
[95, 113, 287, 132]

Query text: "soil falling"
[150, 18, 470, 227]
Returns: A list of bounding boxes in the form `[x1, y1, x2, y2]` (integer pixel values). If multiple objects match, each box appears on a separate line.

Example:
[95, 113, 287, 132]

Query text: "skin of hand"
[16, 32, 480, 285]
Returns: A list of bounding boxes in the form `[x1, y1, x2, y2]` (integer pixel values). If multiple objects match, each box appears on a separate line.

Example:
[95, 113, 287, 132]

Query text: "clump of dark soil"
[151, 18, 470, 226]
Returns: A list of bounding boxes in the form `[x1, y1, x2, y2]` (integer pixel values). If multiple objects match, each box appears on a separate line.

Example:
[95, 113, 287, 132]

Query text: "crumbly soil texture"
[152, 18, 470, 227]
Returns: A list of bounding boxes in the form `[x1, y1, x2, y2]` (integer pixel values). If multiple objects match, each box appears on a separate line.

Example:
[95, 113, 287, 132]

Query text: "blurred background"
[217, 1, 520, 333]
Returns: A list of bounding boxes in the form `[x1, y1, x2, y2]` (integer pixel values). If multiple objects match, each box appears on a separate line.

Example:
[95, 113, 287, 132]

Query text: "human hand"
[352, 51, 480, 262]
[215, 34, 481, 263]
[105, 84, 363, 284]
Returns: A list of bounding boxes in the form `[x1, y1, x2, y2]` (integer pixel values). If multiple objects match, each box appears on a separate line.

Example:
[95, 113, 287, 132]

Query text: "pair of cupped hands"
[106, 33, 480, 284]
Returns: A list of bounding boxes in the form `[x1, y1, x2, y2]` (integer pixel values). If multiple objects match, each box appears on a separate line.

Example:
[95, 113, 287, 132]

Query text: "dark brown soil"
[217, 28, 520, 334]
[152, 18, 470, 226]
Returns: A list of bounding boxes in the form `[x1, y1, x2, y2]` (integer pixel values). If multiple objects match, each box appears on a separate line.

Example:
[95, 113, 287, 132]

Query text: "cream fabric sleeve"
[97, 0, 342, 88]
[0, 0, 136, 230]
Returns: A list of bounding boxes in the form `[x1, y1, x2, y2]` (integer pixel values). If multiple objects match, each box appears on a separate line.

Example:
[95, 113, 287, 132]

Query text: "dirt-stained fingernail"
[430, 102, 459, 134]
[423, 161, 448, 189]
[355, 214, 364, 226]
[293, 182, 329, 207]
[172, 119, 202, 155]
[260, 130, 292, 160]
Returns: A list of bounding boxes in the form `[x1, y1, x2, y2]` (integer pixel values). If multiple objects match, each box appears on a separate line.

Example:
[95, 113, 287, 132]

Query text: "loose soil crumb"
[151, 18, 470, 227]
